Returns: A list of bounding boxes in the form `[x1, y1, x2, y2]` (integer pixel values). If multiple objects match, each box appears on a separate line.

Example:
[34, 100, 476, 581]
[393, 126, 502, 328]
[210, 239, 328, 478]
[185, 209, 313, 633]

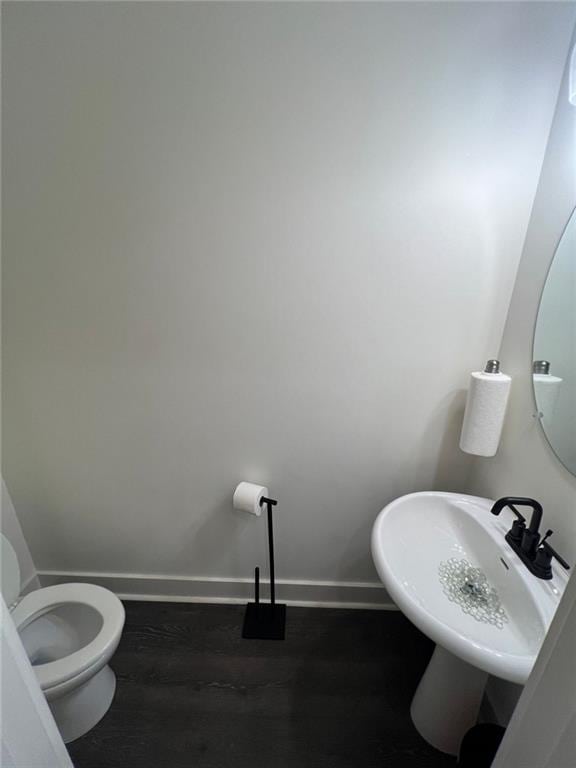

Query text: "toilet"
[1, 533, 125, 743]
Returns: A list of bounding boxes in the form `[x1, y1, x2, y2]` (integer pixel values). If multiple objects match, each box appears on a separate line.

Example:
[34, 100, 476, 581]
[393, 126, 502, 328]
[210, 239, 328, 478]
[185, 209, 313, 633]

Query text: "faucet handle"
[503, 504, 526, 544]
[540, 531, 570, 570]
[509, 516, 526, 544]
[534, 530, 571, 579]
[508, 504, 526, 522]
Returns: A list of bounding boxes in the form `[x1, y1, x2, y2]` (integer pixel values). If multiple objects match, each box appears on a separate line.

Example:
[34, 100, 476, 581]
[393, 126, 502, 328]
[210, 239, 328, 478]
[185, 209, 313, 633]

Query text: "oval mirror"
[533, 207, 576, 476]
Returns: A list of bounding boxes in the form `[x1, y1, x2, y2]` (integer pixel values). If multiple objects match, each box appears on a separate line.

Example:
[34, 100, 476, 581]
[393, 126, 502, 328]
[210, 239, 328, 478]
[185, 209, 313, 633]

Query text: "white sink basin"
[371, 491, 566, 754]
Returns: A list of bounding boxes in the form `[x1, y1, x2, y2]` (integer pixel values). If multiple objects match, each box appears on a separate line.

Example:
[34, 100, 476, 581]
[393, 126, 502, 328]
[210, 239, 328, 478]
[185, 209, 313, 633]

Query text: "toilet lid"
[1, 533, 21, 606]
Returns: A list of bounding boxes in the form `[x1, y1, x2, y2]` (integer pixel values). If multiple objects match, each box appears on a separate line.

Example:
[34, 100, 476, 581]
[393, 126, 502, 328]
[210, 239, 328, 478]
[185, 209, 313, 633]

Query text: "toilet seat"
[11, 583, 125, 692]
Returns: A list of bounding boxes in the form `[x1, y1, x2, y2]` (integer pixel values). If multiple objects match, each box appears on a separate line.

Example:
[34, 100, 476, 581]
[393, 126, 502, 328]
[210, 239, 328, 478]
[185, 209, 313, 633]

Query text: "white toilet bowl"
[1, 535, 125, 743]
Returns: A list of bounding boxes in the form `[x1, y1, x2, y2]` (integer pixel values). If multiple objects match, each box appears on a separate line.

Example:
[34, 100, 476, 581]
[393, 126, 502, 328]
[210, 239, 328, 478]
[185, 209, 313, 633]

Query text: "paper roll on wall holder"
[242, 495, 286, 641]
[532, 360, 563, 422]
[459, 359, 512, 458]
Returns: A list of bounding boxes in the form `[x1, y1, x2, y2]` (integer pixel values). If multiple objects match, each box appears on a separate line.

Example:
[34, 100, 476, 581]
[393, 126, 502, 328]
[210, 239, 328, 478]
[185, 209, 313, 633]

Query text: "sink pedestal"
[410, 644, 488, 755]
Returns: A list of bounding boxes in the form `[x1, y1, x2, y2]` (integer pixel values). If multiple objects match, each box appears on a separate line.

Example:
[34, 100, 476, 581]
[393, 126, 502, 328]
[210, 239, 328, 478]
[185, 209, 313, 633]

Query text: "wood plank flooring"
[68, 602, 456, 768]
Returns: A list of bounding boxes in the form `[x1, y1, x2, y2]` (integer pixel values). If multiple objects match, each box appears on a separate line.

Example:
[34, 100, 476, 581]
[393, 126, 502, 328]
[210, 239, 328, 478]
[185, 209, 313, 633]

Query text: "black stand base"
[242, 602, 286, 641]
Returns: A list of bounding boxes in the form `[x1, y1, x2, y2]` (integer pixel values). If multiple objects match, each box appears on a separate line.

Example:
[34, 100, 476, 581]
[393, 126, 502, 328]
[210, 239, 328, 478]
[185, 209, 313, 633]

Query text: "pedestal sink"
[371, 492, 566, 755]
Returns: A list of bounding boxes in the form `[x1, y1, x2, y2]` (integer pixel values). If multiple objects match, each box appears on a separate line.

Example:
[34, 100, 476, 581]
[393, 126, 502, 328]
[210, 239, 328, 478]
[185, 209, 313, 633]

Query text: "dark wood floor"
[69, 602, 456, 768]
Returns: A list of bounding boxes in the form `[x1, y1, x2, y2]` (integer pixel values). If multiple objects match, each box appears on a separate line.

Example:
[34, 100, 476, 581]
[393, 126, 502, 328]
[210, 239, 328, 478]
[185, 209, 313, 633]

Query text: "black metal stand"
[242, 497, 286, 640]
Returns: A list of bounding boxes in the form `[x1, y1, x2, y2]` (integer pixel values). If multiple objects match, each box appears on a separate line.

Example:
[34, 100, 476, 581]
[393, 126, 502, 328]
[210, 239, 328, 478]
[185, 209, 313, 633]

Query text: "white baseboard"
[38, 570, 396, 610]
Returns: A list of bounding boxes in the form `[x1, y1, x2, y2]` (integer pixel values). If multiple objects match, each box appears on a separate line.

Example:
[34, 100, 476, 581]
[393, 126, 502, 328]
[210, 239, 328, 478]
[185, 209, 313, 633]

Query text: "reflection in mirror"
[533, 207, 576, 476]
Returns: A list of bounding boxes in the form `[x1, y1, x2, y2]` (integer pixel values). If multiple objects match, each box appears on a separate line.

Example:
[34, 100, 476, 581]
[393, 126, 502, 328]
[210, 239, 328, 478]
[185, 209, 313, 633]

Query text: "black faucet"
[490, 497, 570, 580]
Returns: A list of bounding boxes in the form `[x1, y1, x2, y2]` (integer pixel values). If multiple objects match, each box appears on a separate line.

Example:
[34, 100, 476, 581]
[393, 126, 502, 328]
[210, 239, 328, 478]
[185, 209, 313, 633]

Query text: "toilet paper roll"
[233, 482, 268, 516]
[533, 373, 562, 426]
[459, 371, 511, 457]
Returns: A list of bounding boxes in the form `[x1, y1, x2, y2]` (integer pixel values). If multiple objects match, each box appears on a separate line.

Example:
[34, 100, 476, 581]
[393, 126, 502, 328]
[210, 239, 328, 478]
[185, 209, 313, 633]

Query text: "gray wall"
[3, 2, 574, 596]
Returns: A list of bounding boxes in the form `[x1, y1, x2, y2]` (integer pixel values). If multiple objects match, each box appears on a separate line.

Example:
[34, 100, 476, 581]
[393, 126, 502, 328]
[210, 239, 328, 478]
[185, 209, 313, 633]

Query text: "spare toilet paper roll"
[459, 370, 511, 457]
[233, 482, 268, 516]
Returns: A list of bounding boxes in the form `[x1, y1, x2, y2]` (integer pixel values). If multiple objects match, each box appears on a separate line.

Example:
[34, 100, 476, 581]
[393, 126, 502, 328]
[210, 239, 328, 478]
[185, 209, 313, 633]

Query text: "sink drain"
[438, 558, 509, 629]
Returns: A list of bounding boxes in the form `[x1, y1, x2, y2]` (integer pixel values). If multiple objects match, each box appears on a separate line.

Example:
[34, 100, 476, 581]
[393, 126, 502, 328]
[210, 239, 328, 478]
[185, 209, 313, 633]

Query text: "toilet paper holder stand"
[242, 496, 286, 641]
